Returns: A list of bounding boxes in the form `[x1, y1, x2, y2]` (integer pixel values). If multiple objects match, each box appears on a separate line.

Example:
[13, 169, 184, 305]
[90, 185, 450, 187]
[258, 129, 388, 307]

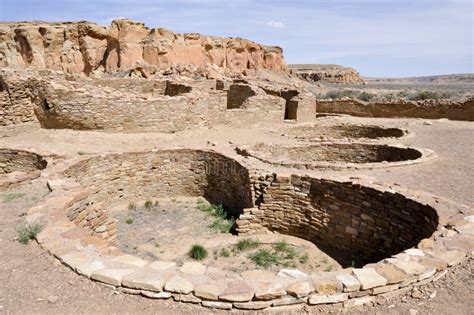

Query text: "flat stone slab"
[149, 260, 176, 270]
[253, 281, 287, 300]
[91, 268, 135, 286]
[194, 283, 221, 301]
[202, 301, 232, 310]
[219, 279, 254, 302]
[287, 281, 314, 298]
[141, 291, 172, 299]
[309, 293, 348, 305]
[352, 268, 387, 290]
[312, 278, 342, 294]
[277, 269, 308, 279]
[164, 275, 194, 294]
[234, 301, 272, 310]
[122, 269, 165, 292]
[272, 296, 307, 306]
[374, 263, 407, 284]
[387, 259, 426, 275]
[180, 262, 206, 275]
[437, 250, 466, 266]
[336, 274, 361, 292]
[111, 254, 147, 267]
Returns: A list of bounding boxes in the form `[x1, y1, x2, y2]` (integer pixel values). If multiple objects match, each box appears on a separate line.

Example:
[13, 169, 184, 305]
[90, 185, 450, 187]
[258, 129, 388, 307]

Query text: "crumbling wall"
[0, 71, 38, 126]
[317, 99, 474, 121]
[63, 150, 253, 239]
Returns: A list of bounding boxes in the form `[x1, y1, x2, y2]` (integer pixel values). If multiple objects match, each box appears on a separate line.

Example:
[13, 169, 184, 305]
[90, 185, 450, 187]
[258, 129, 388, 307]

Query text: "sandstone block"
[352, 268, 387, 290]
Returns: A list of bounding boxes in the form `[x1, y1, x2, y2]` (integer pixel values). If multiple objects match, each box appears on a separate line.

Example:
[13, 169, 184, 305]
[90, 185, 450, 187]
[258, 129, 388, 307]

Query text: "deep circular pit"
[284, 124, 407, 141]
[62, 149, 438, 269]
[0, 148, 47, 175]
[237, 142, 430, 169]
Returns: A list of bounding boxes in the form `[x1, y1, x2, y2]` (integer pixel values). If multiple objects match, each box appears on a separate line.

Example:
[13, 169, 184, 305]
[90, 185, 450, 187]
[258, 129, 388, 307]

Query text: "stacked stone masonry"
[0, 69, 316, 131]
[237, 143, 435, 170]
[18, 149, 473, 311]
[317, 99, 474, 121]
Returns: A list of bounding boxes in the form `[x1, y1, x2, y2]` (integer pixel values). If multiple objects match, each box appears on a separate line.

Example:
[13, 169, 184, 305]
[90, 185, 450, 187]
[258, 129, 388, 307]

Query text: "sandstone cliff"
[0, 19, 287, 78]
[289, 64, 365, 84]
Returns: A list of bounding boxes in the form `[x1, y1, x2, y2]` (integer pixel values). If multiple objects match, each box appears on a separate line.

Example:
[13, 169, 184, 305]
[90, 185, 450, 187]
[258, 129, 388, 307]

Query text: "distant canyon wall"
[290, 64, 365, 84]
[0, 19, 287, 77]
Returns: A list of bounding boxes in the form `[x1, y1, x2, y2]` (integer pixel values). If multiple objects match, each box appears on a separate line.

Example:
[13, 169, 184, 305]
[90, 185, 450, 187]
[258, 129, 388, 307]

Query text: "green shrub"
[249, 249, 279, 268]
[189, 244, 208, 261]
[219, 248, 231, 257]
[236, 239, 260, 251]
[357, 91, 375, 102]
[299, 252, 309, 264]
[125, 218, 133, 224]
[17, 221, 43, 244]
[144, 200, 153, 209]
[274, 240, 291, 253]
[128, 202, 137, 210]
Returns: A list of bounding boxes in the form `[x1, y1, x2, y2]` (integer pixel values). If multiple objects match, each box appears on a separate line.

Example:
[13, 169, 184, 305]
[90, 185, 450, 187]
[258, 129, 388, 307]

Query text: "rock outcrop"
[0, 19, 287, 78]
[289, 64, 365, 84]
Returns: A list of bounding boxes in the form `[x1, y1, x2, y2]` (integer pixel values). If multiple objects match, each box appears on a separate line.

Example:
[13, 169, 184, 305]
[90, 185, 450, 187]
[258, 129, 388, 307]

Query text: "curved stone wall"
[25, 151, 473, 311]
[237, 143, 433, 169]
[285, 124, 406, 141]
[0, 148, 47, 174]
[247, 175, 439, 265]
[62, 150, 253, 239]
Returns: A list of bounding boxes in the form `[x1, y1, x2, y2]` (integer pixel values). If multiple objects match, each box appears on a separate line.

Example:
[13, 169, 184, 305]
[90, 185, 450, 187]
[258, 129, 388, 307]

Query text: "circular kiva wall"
[285, 124, 407, 141]
[246, 175, 439, 266]
[0, 148, 47, 174]
[62, 150, 253, 239]
[237, 143, 432, 169]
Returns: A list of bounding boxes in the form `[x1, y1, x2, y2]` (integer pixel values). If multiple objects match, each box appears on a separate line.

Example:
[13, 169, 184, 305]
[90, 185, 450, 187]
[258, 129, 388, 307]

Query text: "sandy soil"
[0, 116, 473, 314]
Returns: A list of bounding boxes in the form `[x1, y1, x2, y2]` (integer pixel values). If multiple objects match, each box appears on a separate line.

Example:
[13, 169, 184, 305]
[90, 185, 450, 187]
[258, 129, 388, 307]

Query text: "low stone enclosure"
[316, 99, 474, 121]
[0, 148, 47, 188]
[0, 69, 316, 132]
[282, 124, 408, 142]
[236, 143, 436, 170]
[21, 149, 473, 311]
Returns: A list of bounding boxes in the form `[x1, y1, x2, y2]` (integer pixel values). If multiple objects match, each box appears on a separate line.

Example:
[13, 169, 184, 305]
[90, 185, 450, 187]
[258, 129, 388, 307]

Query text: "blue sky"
[1, 0, 472, 77]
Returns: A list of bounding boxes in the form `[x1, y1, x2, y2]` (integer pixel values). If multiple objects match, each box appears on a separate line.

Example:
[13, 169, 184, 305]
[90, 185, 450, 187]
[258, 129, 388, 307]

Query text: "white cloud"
[266, 20, 285, 29]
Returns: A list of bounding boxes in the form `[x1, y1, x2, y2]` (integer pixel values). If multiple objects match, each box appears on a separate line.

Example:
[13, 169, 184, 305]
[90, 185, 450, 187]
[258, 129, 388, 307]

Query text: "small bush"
[189, 244, 208, 261]
[299, 252, 309, 264]
[125, 218, 133, 224]
[209, 217, 235, 233]
[357, 91, 375, 102]
[236, 239, 260, 251]
[274, 240, 291, 253]
[249, 249, 279, 268]
[128, 202, 137, 210]
[219, 248, 231, 257]
[324, 265, 333, 272]
[17, 221, 43, 244]
[144, 200, 153, 209]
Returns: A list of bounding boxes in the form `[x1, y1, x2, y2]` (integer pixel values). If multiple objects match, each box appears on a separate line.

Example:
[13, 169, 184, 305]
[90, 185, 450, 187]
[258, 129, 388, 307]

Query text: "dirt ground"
[0, 115, 473, 314]
[111, 198, 339, 273]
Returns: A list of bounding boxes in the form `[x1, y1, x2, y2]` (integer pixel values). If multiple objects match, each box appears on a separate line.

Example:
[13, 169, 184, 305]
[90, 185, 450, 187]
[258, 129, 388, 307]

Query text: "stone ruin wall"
[62, 150, 253, 241]
[0, 71, 38, 126]
[317, 99, 474, 121]
[239, 174, 439, 264]
[0, 69, 316, 131]
[0, 148, 47, 174]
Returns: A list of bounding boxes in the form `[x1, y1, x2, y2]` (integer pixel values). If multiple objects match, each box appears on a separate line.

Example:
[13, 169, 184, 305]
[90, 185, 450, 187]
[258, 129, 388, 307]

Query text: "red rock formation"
[0, 19, 287, 77]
